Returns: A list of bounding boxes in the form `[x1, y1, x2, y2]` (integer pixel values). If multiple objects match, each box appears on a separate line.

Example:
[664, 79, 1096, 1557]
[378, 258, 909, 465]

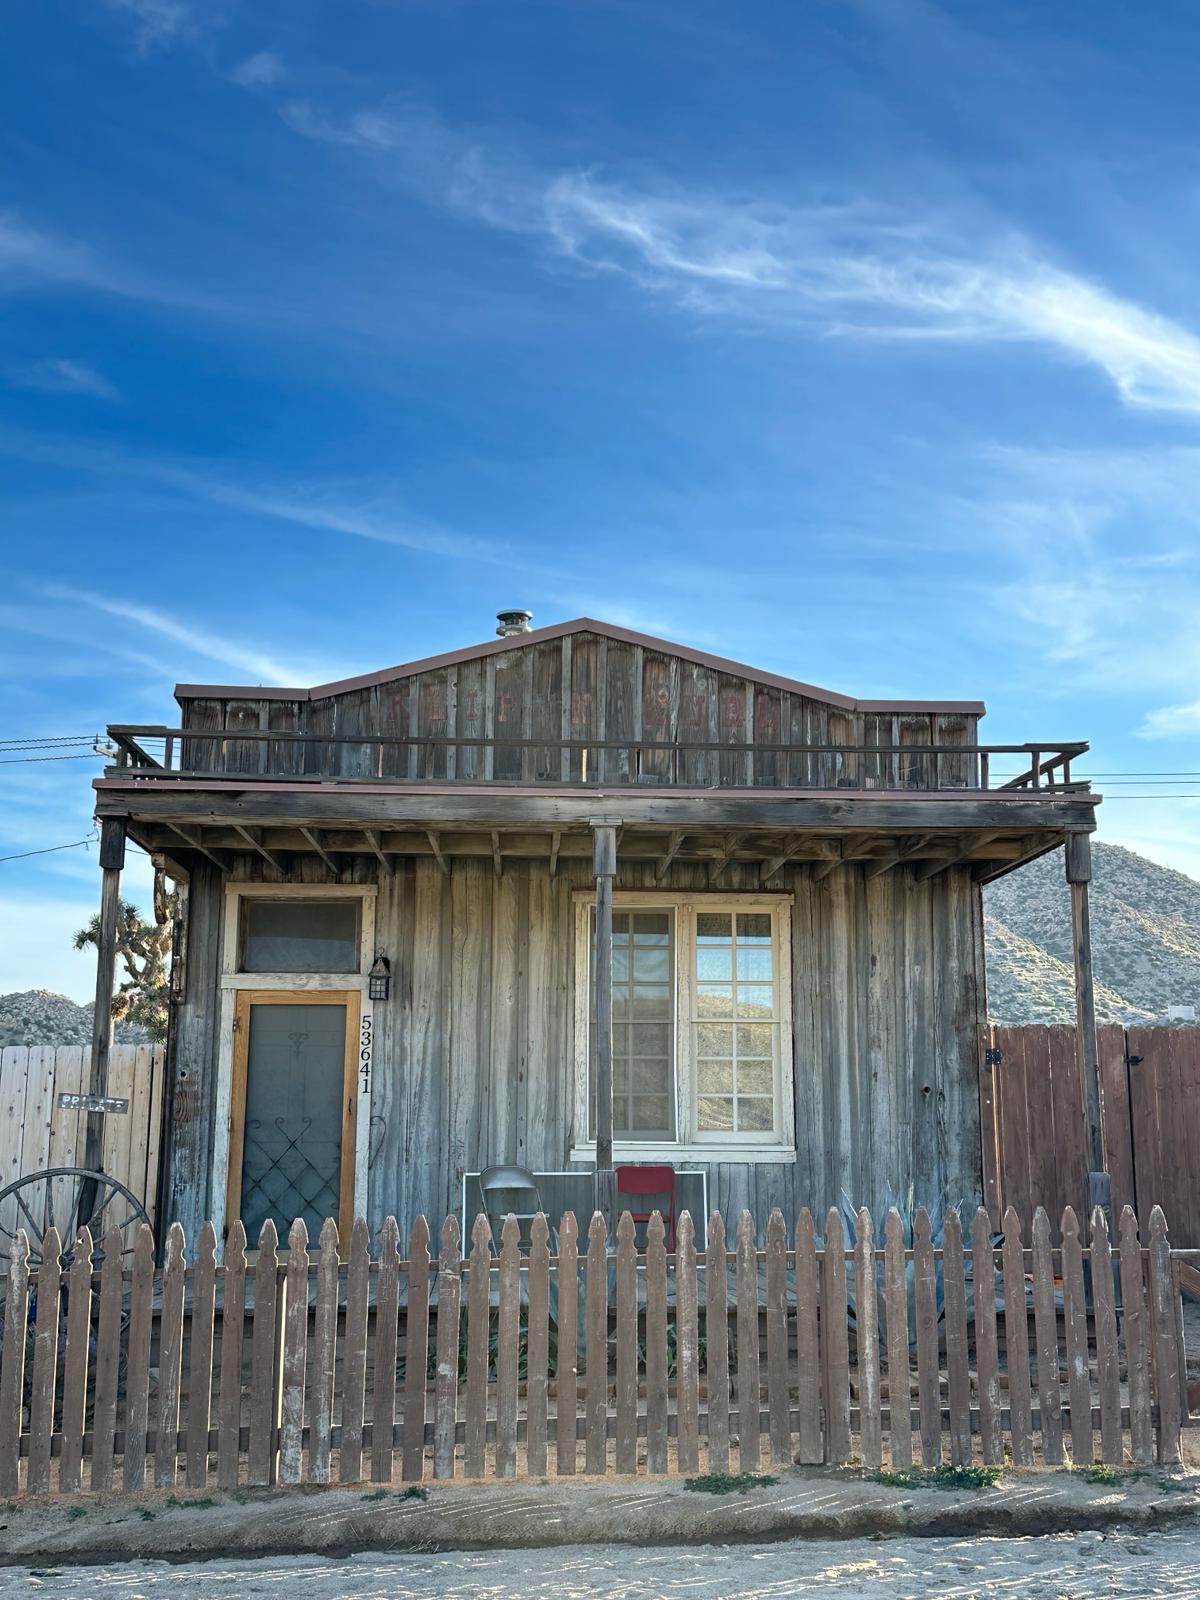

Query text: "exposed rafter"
[364, 827, 393, 875]
[233, 823, 284, 873]
[758, 839, 805, 883]
[708, 830, 747, 884]
[426, 829, 449, 876]
[655, 829, 687, 882]
[164, 821, 229, 873]
[299, 825, 339, 876]
[864, 833, 937, 879]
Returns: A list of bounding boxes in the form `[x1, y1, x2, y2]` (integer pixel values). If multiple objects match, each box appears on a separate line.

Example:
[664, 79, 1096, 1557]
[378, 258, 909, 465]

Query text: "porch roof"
[93, 774, 1099, 884]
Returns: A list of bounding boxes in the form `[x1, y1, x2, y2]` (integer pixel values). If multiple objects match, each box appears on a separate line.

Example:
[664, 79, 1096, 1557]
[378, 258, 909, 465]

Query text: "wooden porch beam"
[1066, 830, 1107, 1217]
[233, 824, 285, 872]
[810, 853, 843, 883]
[864, 833, 937, 879]
[592, 825, 618, 1228]
[549, 829, 561, 878]
[426, 829, 449, 877]
[82, 819, 125, 1177]
[491, 830, 503, 880]
[165, 821, 229, 873]
[364, 827, 393, 875]
[299, 826, 339, 876]
[655, 829, 687, 882]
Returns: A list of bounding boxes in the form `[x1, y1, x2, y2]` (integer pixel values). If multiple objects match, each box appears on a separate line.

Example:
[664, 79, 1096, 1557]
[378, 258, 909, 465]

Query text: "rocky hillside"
[0, 989, 148, 1049]
[985, 841, 1200, 1025]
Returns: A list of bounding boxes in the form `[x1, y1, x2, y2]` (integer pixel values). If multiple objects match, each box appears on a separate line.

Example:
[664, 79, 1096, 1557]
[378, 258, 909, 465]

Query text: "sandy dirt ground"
[7, 1529, 1200, 1599]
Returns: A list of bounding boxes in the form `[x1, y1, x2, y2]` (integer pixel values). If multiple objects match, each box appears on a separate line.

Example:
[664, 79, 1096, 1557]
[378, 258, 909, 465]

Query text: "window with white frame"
[577, 894, 793, 1154]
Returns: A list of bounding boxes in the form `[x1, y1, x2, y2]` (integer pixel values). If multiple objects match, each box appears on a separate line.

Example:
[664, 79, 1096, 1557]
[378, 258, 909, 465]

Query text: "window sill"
[570, 1142, 796, 1166]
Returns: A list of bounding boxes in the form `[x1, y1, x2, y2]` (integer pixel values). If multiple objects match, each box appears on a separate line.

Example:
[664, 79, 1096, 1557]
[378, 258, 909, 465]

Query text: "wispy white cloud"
[6, 359, 119, 399]
[280, 97, 1200, 418]
[40, 584, 306, 683]
[231, 50, 286, 88]
[0, 428, 508, 563]
[105, 0, 194, 51]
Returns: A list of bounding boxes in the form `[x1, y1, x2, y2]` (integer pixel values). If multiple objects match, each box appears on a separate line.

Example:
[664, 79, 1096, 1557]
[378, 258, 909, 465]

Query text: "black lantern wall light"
[368, 953, 391, 1002]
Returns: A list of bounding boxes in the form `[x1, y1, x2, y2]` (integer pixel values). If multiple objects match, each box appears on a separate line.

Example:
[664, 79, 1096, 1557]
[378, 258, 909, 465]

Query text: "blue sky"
[4, 0, 1200, 998]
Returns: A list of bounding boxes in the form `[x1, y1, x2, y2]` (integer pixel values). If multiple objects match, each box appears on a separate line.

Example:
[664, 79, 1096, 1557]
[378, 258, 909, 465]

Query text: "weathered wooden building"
[87, 614, 1103, 1246]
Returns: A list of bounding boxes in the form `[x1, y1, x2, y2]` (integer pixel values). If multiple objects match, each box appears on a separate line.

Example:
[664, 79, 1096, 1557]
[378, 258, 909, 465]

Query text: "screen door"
[228, 990, 358, 1243]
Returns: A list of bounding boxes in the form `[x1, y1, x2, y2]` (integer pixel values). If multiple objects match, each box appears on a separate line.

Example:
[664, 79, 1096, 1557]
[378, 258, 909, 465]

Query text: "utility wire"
[0, 835, 97, 864]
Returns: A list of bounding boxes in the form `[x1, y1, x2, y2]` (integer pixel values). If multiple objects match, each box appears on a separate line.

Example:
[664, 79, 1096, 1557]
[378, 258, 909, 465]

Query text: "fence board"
[1031, 1207, 1063, 1464]
[1119, 1207, 1154, 1466]
[90, 1225, 123, 1492]
[822, 1207, 851, 1465]
[1149, 1206, 1182, 1464]
[465, 1214, 491, 1479]
[248, 1220, 282, 1488]
[59, 1227, 93, 1494]
[281, 1219, 311, 1485]
[525, 1213, 550, 1477]
[495, 1216, 521, 1478]
[340, 1218, 370, 1483]
[765, 1208, 791, 1465]
[704, 1213, 730, 1472]
[402, 1215, 432, 1482]
[434, 1216, 463, 1480]
[584, 1213, 609, 1474]
[615, 1212, 638, 1474]
[1089, 1207, 1122, 1465]
[309, 1219, 339, 1485]
[154, 1222, 186, 1487]
[675, 1212, 700, 1475]
[942, 1212, 970, 1469]
[795, 1209, 823, 1466]
[855, 1209, 882, 1472]
[216, 1221, 247, 1491]
[1000, 1208, 1033, 1466]
[735, 1210, 761, 1472]
[1098, 1024, 1135, 1218]
[913, 1208, 940, 1467]
[0, 1230, 29, 1495]
[645, 1212, 669, 1475]
[123, 1224, 155, 1491]
[972, 1207, 1002, 1466]
[187, 1221, 217, 1488]
[27, 1227, 60, 1495]
[882, 1209, 910, 1469]
[371, 1217, 400, 1484]
[1061, 1207, 1093, 1465]
[554, 1213, 578, 1476]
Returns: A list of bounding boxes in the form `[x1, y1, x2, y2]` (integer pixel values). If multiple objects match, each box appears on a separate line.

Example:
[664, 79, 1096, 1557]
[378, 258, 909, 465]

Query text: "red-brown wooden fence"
[989, 1025, 1200, 1244]
[0, 1202, 1188, 1496]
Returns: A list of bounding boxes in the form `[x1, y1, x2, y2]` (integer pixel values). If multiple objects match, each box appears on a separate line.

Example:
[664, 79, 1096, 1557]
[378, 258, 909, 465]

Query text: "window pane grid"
[691, 910, 779, 1137]
[591, 910, 676, 1141]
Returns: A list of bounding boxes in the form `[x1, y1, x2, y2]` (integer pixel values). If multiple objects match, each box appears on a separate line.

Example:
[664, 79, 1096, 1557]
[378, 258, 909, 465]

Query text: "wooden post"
[592, 824, 617, 1227]
[1065, 832, 1109, 1221]
[83, 819, 125, 1179]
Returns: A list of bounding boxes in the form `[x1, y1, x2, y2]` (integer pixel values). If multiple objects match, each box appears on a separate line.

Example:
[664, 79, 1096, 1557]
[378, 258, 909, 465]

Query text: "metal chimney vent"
[496, 609, 533, 637]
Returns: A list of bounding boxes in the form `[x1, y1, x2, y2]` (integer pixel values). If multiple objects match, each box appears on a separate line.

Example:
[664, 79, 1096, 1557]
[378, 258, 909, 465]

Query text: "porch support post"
[592, 824, 617, 1229]
[1066, 831, 1109, 1220]
[82, 818, 126, 1177]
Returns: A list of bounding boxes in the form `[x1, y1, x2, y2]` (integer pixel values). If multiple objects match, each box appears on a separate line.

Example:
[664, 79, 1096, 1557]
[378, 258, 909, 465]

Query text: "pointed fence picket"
[0, 1201, 1194, 1495]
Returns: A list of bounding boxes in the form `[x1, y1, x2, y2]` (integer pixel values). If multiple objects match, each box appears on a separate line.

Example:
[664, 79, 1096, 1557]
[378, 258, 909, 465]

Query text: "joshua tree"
[73, 884, 174, 1042]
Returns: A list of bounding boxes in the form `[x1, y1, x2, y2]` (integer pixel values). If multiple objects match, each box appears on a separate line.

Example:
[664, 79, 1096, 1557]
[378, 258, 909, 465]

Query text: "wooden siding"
[177, 630, 981, 787]
[164, 855, 985, 1240]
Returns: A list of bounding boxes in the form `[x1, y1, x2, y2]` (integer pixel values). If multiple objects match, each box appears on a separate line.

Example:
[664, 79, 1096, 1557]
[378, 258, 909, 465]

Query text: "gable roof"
[175, 616, 985, 715]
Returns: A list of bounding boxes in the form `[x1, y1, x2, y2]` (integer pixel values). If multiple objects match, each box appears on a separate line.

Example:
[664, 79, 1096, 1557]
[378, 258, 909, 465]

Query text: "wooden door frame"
[226, 988, 361, 1244]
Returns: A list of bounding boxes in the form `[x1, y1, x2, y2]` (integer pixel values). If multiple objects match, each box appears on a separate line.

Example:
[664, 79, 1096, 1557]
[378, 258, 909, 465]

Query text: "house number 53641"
[360, 1013, 373, 1093]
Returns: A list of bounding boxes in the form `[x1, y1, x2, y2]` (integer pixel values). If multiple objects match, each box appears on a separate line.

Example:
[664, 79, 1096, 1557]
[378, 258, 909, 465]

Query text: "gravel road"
[7, 1528, 1200, 1598]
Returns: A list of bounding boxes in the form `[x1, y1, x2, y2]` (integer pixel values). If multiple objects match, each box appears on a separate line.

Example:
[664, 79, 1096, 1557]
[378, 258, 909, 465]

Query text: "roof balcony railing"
[103, 726, 1090, 795]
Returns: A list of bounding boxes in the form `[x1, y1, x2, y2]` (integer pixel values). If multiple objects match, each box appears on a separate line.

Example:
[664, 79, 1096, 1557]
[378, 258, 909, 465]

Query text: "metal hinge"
[984, 1047, 1002, 1068]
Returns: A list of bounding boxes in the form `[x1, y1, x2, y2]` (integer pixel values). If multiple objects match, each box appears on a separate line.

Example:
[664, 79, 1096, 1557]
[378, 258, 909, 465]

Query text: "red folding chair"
[616, 1164, 676, 1248]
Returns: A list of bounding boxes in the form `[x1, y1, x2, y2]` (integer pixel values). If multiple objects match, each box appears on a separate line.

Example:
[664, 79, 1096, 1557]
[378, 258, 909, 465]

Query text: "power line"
[0, 752, 105, 765]
[0, 835, 97, 864]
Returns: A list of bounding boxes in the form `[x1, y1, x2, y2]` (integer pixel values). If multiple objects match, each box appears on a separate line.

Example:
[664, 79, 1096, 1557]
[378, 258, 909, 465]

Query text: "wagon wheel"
[0, 1167, 150, 1268]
